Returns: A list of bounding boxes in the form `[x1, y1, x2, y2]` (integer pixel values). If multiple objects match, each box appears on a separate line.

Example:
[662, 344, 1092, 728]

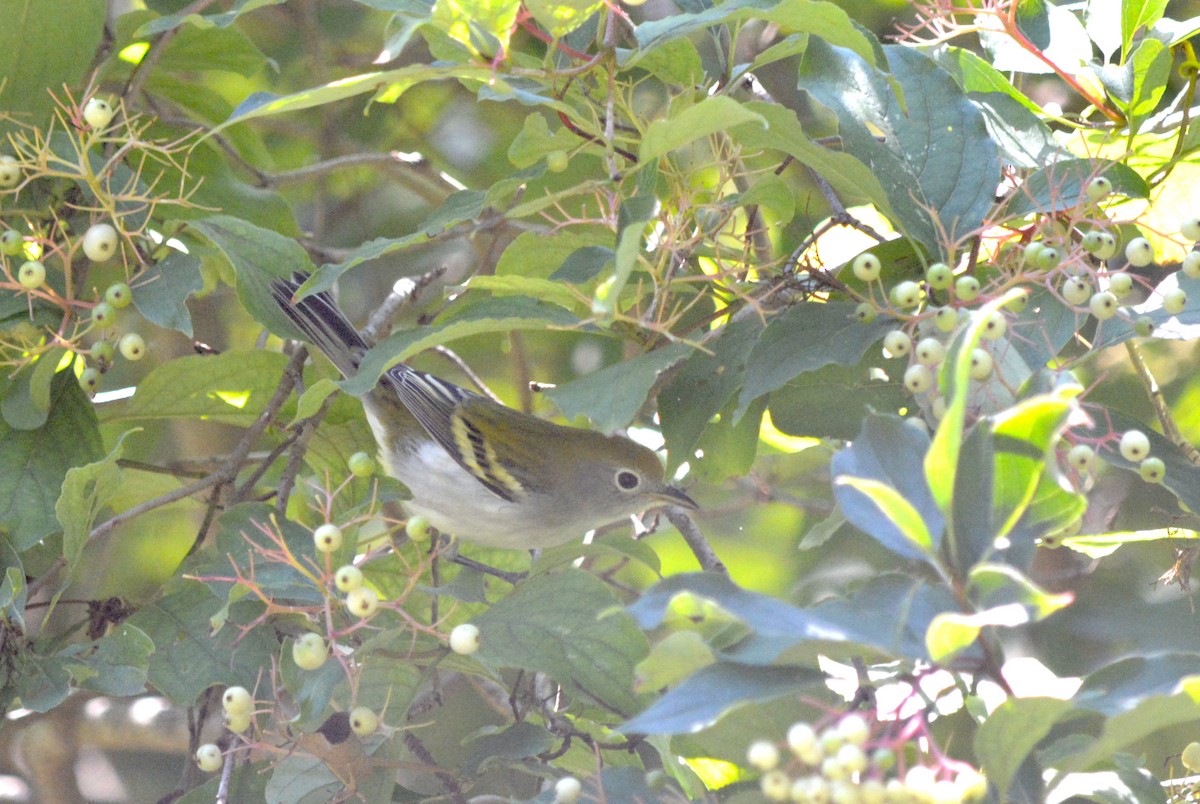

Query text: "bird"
[270, 275, 697, 549]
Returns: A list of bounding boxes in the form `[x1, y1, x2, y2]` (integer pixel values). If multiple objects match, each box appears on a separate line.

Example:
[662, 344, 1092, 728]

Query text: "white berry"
[345, 587, 379, 618]
[292, 632, 328, 670]
[17, 260, 45, 289]
[890, 280, 921, 309]
[1163, 287, 1187, 315]
[904, 364, 934, 394]
[1067, 444, 1095, 473]
[1182, 252, 1200, 278]
[1089, 291, 1118, 320]
[979, 310, 1007, 340]
[925, 262, 953, 289]
[1085, 176, 1112, 201]
[955, 275, 981, 301]
[915, 337, 945, 366]
[449, 623, 480, 655]
[222, 686, 252, 715]
[118, 332, 146, 360]
[195, 743, 223, 772]
[1139, 456, 1166, 483]
[1181, 217, 1200, 241]
[747, 739, 780, 770]
[1119, 430, 1151, 462]
[334, 565, 363, 592]
[852, 253, 881, 282]
[1062, 276, 1092, 306]
[0, 155, 20, 188]
[553, 776, 582, 803]
[83, 97, 116, 129]
[313, 523, 343, 553]
[349, 706, 379, 736]
[882, 330, 912, 358]
[1106, 272, 1133, 297]
[81, 223, 118, 262]
[969, 349, 994, 380]
[1125, 237, 1154, 267]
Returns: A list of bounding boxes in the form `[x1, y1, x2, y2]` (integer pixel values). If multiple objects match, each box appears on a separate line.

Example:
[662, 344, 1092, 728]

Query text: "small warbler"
[271, 276, 696, 548]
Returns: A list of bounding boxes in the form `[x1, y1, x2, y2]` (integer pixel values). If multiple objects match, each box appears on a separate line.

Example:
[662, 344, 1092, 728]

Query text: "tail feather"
[270, 274, 367, 377]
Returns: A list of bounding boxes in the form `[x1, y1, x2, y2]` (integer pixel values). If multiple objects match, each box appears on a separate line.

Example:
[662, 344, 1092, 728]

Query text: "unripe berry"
[870, 747, 895, 771]
[1133, 315, 1156, 337]
[760, 769, 790, 801]
[954, 275, 980, 301]
[334, 565, 364, 592]
[222, 686, 252, 715]
[79, 367, 102, 394]
[105, 282, 132, 309]
[1139, 456, 1166, 483]
[1163, 287, 1187, 315]
[83, 97, 116, 129]
[17, 260, 45, 289]
[852, 252, 882, 282]
[349, 706, 379, 736]
[82, 223, 119, 262]
[546, 150, 569, 173]
[449, 623, 480, 655]
[859, 778, 887, 804]
[821, 755, 848, 782]
[1062, 276, 1092, 306]
[1067, 444, 1095, 473]
[1004, 289, 1029, 313]
[1125, 237, 1154, 267]
[347, 451, 375, 477]
[195, 743, 223, 772]
[1088, 291, 1118, 320]
[92, 302, 117, 327]
[1182, 741, 1200, 772]
[979, 310, 1007, 340]
[969, 348, 993, 380]
[787, 722, 819, 759]
[1181, 217, 1200, 241]
[925, 262, 952, 289]
[91, 340, 115, 367]
[313, 523, 343, 553]
[854, 302, 877, 323]
[292, 632, 328, 670]
[0, 229, 22, 255]
[406, 514, 433, 541]
[836, 713, 870, 747]
[1023, 242, 1045, 264]
[1035, 246, 1062, 270]
[1119, 429, 1151, 462]
[1081, 231, 1118, 259]
[955, 768, 989, 802]
[0, 155, 21, 188]
[933, 306, 958, 332]
[1085, 175, 1112, 201]
[224, 710, 252, 733]
[345, 587, 379, 618]
[1106, 272, 1133, 297]
[747, 739, 781, 770]
[118, 332, 146, 360]
[915, 337, 945, 366]
[890, 280, 921, 309]
[553, 776, 582, 804]
[1182, 251, 1200, 278]
[835, 742, 867, 774]
[882, 330, 912, 358]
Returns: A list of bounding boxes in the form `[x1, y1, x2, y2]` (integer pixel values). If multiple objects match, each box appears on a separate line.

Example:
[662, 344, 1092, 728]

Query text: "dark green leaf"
[1004, 159, 1149, 218]
[799, 42, 999, 253]
[830, 415, 944, 562]
[133, 251, 204, 336]
[70, 624, 154, 696]
[474, 568, 648, 716]
[544, 343, 691, 433]
[0, 371, 103, 551]
[462, 722, 555, 774]
[57, 430, 137, 578]
[974, 697, 1071, 799]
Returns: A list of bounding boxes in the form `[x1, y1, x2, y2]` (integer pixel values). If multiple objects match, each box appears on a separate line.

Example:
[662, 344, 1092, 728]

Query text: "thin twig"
[665, 506, 726, 576]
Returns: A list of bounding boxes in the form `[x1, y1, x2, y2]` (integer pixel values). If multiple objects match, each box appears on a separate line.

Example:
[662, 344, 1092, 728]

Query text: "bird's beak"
[652, 485, 699, 511]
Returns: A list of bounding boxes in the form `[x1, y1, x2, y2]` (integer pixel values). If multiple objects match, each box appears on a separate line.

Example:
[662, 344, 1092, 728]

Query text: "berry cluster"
[748, 715, 987, 803]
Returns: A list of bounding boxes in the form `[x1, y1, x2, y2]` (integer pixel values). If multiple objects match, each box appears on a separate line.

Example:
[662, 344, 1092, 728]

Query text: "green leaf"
[594, 193, 659, 317]
[1122, 0, 1168, 57]
[974, 697, 1072, 799]
[799, 42, 999, 254]
[1059, 654, 1200, 772]
[736, 301, 892, 418]
[103, 351, 291, 425]
[659, 319, 762, 471]
[620, 662, 826, 735]
[544, 343, 692, 434]
[126, 582, 279, 704]
[968, 563, 1073, 620]
[0, 371, 103, 551]
[767, 360, 907, 441]
[133, 251, 204, 336]
[830, 415, 944, 563]
[639, 97, 766, 163]
[979, 2, 1091, 75]
[523, 0, 603, 37]
[507, 113, 579, 168]
[932, 46, 1044, 115]
[137, 0, 288, 35]
[431, 0, 520, 56]
[70, 624, 154, 696]
[463, 722, 555, 775]
[0, 0, 105, 138]
[190, 216, 316, 341]
[633, 630, 715, 693]
[1, 347, 65, 430]
[627, 0, 878, 71]
[473, 568, 648, 715]
[57, 429, 138, 579]
[466, 274, 581, 311]
[12, 652, 72, 712]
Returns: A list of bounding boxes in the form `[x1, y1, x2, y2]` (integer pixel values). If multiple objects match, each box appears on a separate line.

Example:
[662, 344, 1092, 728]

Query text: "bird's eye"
[615, 469, 641, 491]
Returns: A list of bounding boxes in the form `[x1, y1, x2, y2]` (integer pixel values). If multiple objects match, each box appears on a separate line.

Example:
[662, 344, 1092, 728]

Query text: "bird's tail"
[270, 274, 368, 377]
